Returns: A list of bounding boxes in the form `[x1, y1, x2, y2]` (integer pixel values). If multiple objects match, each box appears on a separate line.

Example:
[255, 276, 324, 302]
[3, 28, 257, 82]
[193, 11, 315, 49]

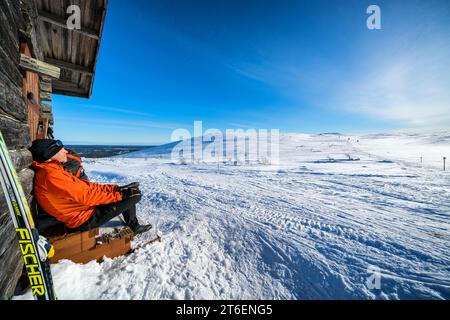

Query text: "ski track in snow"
[40, 133, 450, 300]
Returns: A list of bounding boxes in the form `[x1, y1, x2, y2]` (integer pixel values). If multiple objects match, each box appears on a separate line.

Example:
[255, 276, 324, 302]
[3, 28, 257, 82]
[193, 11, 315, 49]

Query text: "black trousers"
[74, 196, 140, 232]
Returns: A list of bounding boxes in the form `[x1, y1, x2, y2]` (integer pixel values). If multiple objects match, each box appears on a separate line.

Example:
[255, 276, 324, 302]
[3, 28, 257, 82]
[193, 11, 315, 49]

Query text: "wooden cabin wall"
[0, 0, 46, 300]
[21, 43, 41, 141]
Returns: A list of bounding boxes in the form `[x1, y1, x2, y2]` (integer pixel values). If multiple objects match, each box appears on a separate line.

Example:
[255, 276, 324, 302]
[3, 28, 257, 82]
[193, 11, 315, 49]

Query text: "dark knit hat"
[29, 139, 64, 163]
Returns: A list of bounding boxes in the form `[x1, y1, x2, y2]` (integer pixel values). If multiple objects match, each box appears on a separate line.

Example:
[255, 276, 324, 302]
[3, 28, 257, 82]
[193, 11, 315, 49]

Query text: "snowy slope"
[16, 133, 450, 300]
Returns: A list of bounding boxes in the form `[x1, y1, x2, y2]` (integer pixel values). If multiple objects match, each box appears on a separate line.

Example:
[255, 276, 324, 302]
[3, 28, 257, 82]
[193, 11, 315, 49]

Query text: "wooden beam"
[44, 57, 94, 76]
[39, 110, 54, 125]
[40, 80, 52, 93]
[52, 89, 88, 98]
[40, 104, 52, 114]
[36, 118, 50, 140]
[88, 4, 108, 98]
[37, 10, 100, 40]
[19, 54, 60, 79]
[41, 75, 52, 83]
[39, 113, 53, 121]
[52, 79, 83, 90]
[40, 92, 52, 102]
[51, 81, 88, 98]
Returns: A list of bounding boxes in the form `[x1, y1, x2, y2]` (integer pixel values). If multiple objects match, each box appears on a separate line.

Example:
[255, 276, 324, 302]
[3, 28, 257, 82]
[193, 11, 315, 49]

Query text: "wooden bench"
[35, 209, 134, 264]
[48, 226, 134, 264]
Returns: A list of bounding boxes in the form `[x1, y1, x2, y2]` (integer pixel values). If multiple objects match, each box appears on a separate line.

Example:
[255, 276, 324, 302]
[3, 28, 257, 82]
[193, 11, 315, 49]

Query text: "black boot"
[131, 223, 153, 235]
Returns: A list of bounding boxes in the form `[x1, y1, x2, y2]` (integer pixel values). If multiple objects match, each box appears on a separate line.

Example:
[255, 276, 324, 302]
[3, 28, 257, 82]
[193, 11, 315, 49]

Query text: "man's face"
[51, 148, 68, 163]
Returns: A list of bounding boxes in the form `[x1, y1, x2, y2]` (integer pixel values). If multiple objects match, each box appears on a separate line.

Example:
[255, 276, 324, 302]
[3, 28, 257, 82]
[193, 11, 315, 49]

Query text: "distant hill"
[66, 145, 154, 158]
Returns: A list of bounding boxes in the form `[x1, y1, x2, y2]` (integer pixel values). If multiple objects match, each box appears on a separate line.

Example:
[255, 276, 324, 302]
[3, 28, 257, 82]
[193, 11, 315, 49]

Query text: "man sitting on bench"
[29, 139, 152, 235]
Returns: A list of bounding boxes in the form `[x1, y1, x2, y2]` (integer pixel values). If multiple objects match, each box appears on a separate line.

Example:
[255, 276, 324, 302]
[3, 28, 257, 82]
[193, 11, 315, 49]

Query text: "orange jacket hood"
[31, 160, 123, 229]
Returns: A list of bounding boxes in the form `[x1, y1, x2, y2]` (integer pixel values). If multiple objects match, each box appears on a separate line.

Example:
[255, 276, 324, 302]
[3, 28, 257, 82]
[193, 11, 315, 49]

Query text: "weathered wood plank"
[41, 75, 52, 83]
[52, 87, 88, 98]
[38, 10, 100, 40]
[18, 168, 34, 197]
[36, 118, 49, 140]
[0, 4, 21, 66]
[0, 0, 25, 32]
[40, 104, 52, 114]
[20, 54, 61, 79]
[0, 117, 31, 150]
[9, 148, 32, 173]
[39, 113, 53, 128]
[40, 91, 52, 101]
[0, 169, 34, 228]
[20, 0, 44, 61]
[0, 239, 23, 300]
[0, 71, 28, 123]
[0, 212, 18, 258]
[0, 45, 22, 89]
[44, 57, 94, 76]
[39, 112, 53, 119]
[88, 3, 107, 98]
[52, 79, 88, 97]
[39, 79, 52, 93]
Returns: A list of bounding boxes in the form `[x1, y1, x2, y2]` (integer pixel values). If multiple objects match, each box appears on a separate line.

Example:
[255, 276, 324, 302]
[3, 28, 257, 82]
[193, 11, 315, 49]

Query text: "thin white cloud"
[56, 116, 188, 131]
[335, 36, 450, 128]
[59, 102, 155, 117]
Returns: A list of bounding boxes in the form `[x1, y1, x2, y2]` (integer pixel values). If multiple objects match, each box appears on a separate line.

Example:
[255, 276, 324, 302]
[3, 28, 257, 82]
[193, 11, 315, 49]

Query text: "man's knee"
[120, 194, 141, 208]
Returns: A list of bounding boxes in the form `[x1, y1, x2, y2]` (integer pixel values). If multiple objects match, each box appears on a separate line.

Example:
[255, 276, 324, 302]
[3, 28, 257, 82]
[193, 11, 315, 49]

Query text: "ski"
[0, 132, 56, 300]
[130, 233, 162, 254]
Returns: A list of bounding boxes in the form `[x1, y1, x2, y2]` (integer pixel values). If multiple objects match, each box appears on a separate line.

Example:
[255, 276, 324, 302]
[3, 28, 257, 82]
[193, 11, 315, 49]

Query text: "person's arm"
[89, 182, 119, 193]
[46, 171, 122, 206]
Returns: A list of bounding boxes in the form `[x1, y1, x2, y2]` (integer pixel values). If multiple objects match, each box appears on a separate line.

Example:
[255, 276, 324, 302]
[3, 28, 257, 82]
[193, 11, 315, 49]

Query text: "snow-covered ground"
[18, 132, 450, 300]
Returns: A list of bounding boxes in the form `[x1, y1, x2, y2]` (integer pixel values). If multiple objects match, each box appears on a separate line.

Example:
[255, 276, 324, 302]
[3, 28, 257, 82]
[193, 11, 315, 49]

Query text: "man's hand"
[117, 182, 140, 193]
[121, 186, 142, 201]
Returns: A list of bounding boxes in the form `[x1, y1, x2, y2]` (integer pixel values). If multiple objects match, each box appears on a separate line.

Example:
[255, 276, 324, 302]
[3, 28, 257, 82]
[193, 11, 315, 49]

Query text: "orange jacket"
[32, 160, 123, 229]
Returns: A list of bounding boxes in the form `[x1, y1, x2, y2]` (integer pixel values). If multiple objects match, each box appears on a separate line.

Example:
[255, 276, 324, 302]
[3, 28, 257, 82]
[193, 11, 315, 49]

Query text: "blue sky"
[53, 0, 450, 145]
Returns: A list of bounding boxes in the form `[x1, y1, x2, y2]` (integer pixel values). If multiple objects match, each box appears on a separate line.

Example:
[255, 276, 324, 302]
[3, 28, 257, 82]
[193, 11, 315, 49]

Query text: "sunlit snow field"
[18, 133, 450, 300]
